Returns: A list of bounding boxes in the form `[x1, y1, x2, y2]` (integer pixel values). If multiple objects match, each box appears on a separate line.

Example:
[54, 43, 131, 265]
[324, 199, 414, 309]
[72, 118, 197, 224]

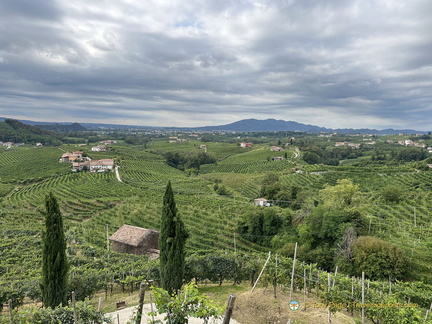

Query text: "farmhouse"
[109, 225, 160, 258]
[334, 142, 361, 149]
[254, 198, 270, 207]
[91, 145, 108, 152]
[89, 159, 114, 171]
[60, 151, 83, 162]
[240, 142, 253, 148]
[72, 159, 114, 172]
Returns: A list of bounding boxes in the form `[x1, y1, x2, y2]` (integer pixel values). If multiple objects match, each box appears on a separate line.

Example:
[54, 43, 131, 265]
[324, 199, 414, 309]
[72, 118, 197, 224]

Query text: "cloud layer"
[1, 0, 431, 130]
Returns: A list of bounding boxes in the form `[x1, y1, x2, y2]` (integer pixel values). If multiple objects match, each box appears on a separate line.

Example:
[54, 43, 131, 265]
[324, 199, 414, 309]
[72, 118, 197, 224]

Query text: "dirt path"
[115, 166, 122, 182]
[105, 304, 240, 324]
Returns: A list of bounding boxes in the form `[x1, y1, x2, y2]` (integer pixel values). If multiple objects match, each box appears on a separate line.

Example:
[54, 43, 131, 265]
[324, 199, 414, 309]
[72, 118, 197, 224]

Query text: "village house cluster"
[59, 151, 114, 172]
[335, 142, 362, 149]
[0, 141, 25, 148]
[168, 136, 188, 143]
[396, 139, 427, 148]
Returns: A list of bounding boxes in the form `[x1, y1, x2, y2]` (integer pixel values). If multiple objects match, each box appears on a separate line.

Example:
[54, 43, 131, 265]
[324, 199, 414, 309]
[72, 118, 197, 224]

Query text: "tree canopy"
[159, 181, 189, 296]
[41, 192, 69, 308]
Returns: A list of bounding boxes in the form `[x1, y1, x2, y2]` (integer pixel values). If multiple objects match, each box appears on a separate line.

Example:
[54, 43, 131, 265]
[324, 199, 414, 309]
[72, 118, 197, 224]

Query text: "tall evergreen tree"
[159, 181, 188, 296]
[41, 192, 69, 308]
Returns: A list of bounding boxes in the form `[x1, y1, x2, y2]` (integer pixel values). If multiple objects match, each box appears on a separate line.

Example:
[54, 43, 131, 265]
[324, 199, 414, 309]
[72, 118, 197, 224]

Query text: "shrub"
[352, 236, 408, 280]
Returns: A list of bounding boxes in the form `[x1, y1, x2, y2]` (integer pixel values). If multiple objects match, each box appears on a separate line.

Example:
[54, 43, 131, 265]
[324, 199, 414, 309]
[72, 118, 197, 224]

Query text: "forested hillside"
[0, 119, 64, 145]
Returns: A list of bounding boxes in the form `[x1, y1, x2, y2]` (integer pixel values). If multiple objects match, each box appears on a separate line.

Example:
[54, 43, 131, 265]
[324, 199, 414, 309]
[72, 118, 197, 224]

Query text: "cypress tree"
[41, 192, 69, 308]
[159, 181, 188, 296]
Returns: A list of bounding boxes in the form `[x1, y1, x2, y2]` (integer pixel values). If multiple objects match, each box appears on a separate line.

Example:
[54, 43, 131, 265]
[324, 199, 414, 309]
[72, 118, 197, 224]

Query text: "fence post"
[303, 268, 307, 311]
[273, 253, 278, 299]
[222, 295, 237, 324]
[362, 272, 365, 324]
[72, 291, 78, 324]
[332, 266, 338, 288]
[8, 299, 13, 324]
[327, 273, 331, 323]
[135, 282, 146, 324]
[97, 297, 102, 312]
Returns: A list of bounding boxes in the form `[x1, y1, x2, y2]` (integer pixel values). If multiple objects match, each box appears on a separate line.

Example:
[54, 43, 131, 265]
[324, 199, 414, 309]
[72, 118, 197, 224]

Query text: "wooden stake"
[303, 268, 307, 310]
[97, 297, 102, 312]
[273, 253, 278, 299]
[332, 266, 338, 288]
[252, 251, 271, 292]
[106, 224, 110, 252]
[222, 295, 237, 324]
[72, 291, 78, 324]
[327, 273, 331, 323]
[289, 243, 298, 302]
[309, 265, 312, 295]
[361, 272, 365, 324]
[8, 299, 13, 324]
[135, 282, 146, 324]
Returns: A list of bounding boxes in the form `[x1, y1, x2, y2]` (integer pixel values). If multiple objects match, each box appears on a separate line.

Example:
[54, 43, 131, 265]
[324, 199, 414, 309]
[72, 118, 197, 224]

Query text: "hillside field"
[1, 132, 432, 323]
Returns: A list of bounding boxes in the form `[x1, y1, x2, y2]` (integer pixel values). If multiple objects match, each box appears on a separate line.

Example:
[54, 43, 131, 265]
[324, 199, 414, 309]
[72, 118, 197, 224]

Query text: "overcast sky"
[1, 0, 431, 130]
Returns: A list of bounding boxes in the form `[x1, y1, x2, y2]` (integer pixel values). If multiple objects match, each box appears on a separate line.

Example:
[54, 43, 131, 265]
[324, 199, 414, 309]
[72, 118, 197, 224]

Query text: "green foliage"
[319, 179, 361, 209]
[163, 151, 216, 171]
[352, 236, 408, 280]
[14, 300, 112, 324]
[41, 193, 69, 308]
[0, 119, 64, 145]
[159, 181, 189, 295]
[298, 179, 365, 270]
[2, 133, 432, 318]
[124, 135, 150, 146]
[237, 208, 287, 247]
[303, 151, 321, 164]
[379, 185, 404, 203]
[149, 282, 223, 324]
[395, 147, 428, 162]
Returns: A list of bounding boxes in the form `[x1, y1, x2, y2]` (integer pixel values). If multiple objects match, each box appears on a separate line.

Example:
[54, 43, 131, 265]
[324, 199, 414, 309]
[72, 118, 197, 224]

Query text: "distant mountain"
[196, 119, 428, 135]
[0, 117, 428, 134]
[197, 119, 328, 132]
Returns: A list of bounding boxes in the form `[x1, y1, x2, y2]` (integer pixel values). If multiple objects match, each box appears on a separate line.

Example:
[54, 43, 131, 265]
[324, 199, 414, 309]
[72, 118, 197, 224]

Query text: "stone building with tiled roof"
[109, 225, 159, 258]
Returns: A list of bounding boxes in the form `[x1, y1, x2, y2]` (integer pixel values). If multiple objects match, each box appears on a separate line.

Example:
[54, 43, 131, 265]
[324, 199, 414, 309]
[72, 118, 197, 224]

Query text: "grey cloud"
[0, 0, 431, 130]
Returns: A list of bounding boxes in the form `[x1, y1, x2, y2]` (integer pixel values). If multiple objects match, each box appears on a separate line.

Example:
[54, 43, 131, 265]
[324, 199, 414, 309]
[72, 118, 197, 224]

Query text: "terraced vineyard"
[1, 138, 432, 314]
[82, 191, 265, 253]
[0, 146, 70, 182]
[5, 172, 142, 221]
[120, 159, 186, 187]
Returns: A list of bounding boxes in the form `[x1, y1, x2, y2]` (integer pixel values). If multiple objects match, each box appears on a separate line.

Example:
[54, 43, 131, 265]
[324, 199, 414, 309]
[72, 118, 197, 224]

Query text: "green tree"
[159, 181, 188, 296]
[149, 282, 223, 324]
[352, 236, 407, 280]
[379, 185, 404, 203]
[41, 192, 69, 308]
[298, 179, 365, 270]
